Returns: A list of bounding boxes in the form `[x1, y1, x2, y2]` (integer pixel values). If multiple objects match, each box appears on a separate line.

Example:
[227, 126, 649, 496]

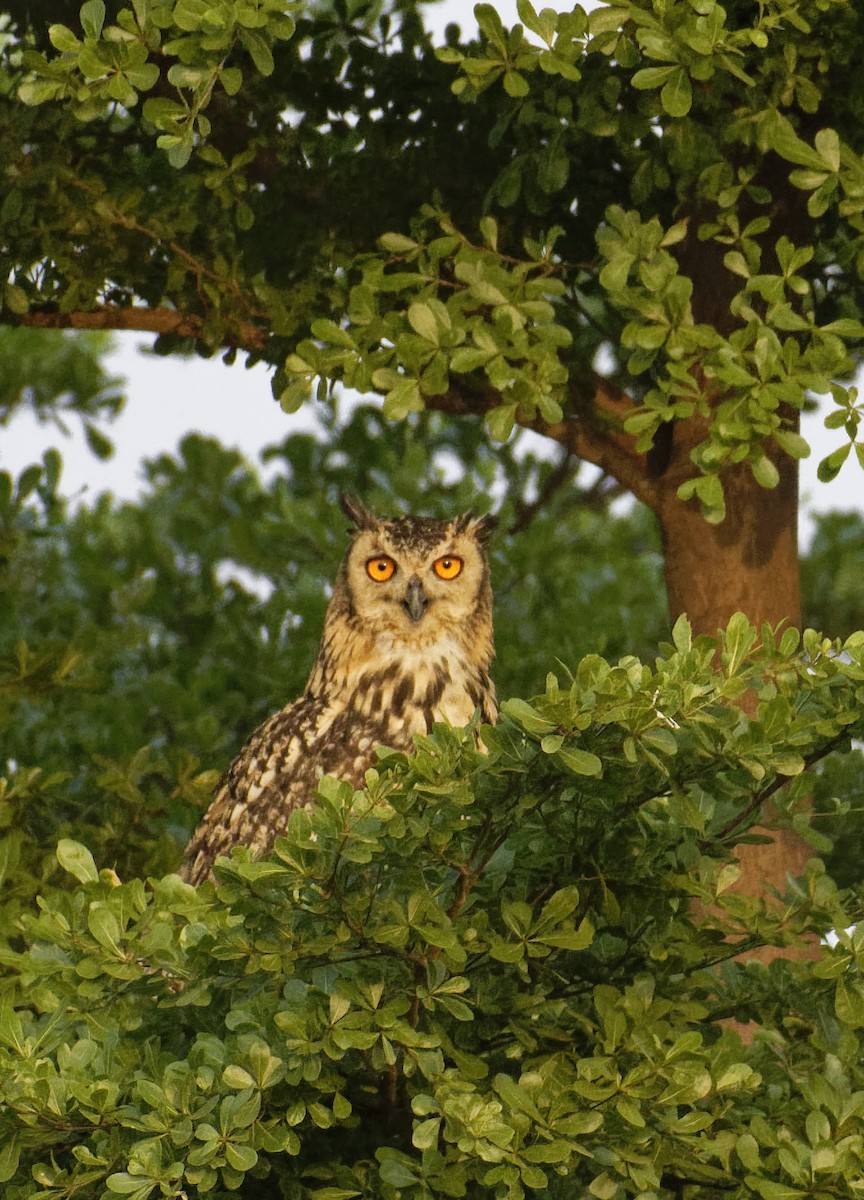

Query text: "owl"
[180, 496, 497, 884]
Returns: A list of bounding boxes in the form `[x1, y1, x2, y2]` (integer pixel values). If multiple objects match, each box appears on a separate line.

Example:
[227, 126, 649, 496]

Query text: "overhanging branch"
[5, 305, 656, 509]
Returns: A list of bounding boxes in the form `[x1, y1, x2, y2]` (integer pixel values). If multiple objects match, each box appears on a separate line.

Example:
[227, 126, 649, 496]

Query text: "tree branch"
[4, 305, 269, 353]
[508, 449, 577, 534]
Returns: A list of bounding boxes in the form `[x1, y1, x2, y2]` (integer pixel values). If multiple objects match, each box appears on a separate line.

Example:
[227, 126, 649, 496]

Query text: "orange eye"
[433, 555, 463, 581]
[366, 556, 396, 582]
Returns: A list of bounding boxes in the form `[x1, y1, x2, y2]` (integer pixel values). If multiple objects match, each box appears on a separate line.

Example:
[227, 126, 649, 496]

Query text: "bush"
[1, 618, 863, 1200]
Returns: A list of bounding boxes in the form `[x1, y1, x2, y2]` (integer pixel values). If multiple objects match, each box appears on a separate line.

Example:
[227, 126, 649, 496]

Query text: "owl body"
[181, 498, 496, 884]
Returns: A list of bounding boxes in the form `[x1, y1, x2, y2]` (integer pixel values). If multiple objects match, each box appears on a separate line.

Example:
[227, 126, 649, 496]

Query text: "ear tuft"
[456, 510, 497, 544]
[340, 494, 379, 531]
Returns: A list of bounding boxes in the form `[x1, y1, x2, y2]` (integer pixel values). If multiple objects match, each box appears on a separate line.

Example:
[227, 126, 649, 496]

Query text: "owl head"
[334, 495, 496, 641]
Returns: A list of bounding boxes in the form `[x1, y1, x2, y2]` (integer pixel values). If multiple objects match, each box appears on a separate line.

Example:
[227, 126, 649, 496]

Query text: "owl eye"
[366, 556, 396, 582]
[433, 555, 463, 580]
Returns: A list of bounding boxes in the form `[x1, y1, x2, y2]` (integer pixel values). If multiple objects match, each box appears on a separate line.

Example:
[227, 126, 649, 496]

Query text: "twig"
[707, 728, 852, 847]
[508, 450, 576, 533]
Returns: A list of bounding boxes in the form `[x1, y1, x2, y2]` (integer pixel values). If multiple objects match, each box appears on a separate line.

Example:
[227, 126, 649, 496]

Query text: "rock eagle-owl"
[181, 496, 496, 883]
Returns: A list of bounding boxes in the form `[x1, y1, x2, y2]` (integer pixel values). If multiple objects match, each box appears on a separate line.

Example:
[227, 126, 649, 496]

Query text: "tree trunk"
[657, 443, 801, 635]
[654, 417, 813, 966]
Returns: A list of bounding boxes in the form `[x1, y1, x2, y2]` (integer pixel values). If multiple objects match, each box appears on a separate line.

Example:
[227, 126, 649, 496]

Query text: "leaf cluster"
[280, 212, 573, 437]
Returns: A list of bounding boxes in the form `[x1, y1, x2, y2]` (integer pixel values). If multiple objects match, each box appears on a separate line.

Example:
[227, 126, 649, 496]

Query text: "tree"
[2, 3, 864, 1195]
[1, 600, 864, 1198]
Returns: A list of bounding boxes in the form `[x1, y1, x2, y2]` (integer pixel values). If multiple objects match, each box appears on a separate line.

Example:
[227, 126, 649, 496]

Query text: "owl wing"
[180, 695, 395, 885]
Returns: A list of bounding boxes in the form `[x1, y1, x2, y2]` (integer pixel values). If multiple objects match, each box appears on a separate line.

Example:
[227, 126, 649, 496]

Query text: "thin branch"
[707, 729, 853, 847]
[508, 449, 577, 534]
[65, 175, 269, 324]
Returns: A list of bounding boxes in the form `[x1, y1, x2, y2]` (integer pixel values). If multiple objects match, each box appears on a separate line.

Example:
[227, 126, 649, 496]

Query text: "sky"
[4, 0, 863, 544]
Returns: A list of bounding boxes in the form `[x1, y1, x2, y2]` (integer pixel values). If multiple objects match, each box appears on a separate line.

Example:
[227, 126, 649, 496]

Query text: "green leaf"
[631, 65, 676, 90]
[538, 885, 580, 924]
[722, 613, 756, 675]
[4, 284, 29, 315]
[773, 430, 811, 459]
[0, 1137, 20, 1185]
[88, 905, 124, 955]
[814, 127, 841, 172]
[751, 455, 779, 489]
[239, 29, 274, 76]
[49, 24, 82, 52]
[672, 612, 692, 653]
[407, 303, 440, 344]
[556, 746, 603, 776]
[538, 137, 569, 193]
[616, 1097, 645, 1127]
[223, 1065, 256, 1088]
[412, 1117, 441, 1150]
[106, 1176, 156, 1198]
[279, 378, 311, 414]
[541, 917, 595, 950]
[641, 725, 677, 755]
[382, 377, 423, 420]
[57, 838, 98, 883]
[661, 69, 692, 117]
[503, 70, 529, 97]
[501, 698, 556, 734]
[817, 442, 850, 482]
[84, 421, 114, 460]
[379, 232, 419, 254]
[126, 63, 160, 91]
[486, 404, 517, 441]
[821, 318, 864, 337]
[724, 251, 750, 278]
[835, 978, 864, 1028]
[745, 1180, 807, 1200]
[378, 1158, 417, 1187]
[225, 1143, 258, 1171]
[80, 0, 106, 40]
[19, 79, 63, 105]
[220, 66, 243, 95]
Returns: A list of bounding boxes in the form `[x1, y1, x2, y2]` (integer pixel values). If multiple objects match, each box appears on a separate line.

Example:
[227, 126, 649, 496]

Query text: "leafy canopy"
[3, 0, 864, 518]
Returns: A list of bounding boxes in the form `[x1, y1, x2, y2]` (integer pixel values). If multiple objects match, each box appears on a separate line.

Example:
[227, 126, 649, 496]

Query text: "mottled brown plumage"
[181, 497, 496, 884]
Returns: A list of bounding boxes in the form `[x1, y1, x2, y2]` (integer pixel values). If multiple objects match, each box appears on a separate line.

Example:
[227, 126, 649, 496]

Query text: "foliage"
[0, 329, 123, 455]
[3, 2, 864, 1195]
[802, 510, 864, 639]
[1, 618, 863, 1199]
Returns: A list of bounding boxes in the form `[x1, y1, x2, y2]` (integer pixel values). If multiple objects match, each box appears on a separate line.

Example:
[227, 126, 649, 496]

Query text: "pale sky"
[3, 0, 862, 544]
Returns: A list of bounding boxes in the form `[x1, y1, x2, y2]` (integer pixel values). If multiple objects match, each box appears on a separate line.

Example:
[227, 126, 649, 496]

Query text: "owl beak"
[402, 575, 429, 622]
